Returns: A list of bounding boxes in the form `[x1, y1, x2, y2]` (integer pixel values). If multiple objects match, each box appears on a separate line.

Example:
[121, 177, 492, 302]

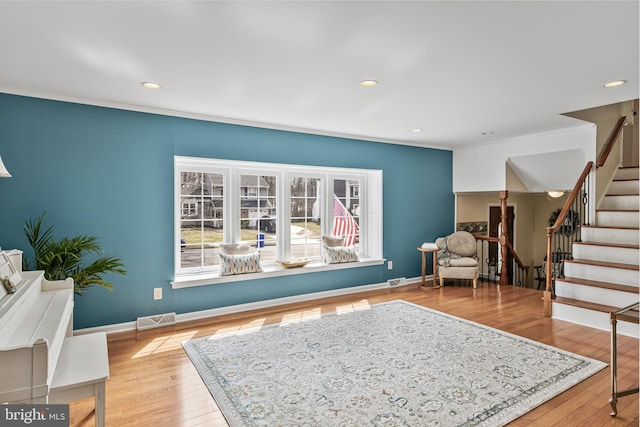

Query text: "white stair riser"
[564, 263, 639, 286]
[573, 244, 639, 265]
[552, 303, 639, 338]
[599, 195, 639, 210]
[596, 211, 639, 227]
[609, 179, 639, 194]
[581, 227, 639, 245]
[555, 281, 637, 308]
[615, 168, 640, 180]
[552, 168, 640, 335]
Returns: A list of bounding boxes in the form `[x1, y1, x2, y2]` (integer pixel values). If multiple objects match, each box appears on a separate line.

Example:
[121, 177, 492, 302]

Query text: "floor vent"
[136, 312, 177, 330]
[387, 277, 407, 288]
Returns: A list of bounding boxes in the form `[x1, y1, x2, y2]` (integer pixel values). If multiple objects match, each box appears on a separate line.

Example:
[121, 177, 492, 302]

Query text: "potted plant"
[23, 212, 126, 295]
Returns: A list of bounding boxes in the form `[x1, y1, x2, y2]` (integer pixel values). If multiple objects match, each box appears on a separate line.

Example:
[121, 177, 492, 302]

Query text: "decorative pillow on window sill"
[322, 235, 345, 247]
[220, 243, 252, 255]
[219, 252, 262, 276]
[323, 245, 359, 264]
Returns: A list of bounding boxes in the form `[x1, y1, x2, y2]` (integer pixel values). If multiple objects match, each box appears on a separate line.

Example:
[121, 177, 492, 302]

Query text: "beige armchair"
[435, 231, 479, 288]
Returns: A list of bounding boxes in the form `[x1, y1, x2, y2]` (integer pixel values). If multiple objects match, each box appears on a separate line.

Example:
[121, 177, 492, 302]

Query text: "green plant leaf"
[24, 212, 126, 295]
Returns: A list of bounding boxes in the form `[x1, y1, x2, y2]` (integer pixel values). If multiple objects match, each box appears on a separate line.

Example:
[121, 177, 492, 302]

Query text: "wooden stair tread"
[565, 258, 639, 270]
[558, 277, 639, 293]
[553, 296, 632, 315]
[551, 165, 638, 326]
[573, 241, 639, 249]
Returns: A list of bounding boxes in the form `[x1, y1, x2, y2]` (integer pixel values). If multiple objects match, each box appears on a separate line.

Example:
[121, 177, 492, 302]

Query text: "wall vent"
[136, 312, 177, 330]
[387, 277, 407, 288]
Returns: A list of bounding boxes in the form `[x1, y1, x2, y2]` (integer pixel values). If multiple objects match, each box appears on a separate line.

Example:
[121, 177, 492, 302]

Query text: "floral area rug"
[182, 300, 606, 426]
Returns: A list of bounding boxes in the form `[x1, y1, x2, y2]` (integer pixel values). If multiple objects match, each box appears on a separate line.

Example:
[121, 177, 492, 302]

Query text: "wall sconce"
[546, 190, 565, 199]
[0, 155, 11, 178]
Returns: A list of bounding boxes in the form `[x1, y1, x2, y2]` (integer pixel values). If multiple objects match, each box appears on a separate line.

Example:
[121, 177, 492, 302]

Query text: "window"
[179, 171, 224, 270]
[290, 176, 322, 260]
[240, 173, 277, 262]
[333, 179, 360, 248]
[181, 202, 197, 215]
[174, 156, 383, 282]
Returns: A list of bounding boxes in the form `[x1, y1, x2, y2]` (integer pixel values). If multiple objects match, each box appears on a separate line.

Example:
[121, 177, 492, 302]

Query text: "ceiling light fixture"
[360, 80, 378, 87]
[141, 81, 161, 89]
[603, 80, 627, 88]
[546, 190, 565, 199]
[411, 128, 423, 133]
[481, 131, 494, 136]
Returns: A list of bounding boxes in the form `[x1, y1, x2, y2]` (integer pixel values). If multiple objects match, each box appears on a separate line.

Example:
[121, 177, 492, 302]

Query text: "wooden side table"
[417, 245, 439, 288]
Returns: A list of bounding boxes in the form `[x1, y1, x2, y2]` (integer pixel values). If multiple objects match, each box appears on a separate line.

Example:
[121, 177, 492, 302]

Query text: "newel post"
[543, 227, 554, 317]
[499, 191, 509, 286]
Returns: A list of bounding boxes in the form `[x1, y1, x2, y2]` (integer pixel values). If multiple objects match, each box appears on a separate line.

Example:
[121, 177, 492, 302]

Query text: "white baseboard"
[74, 275, 423, 336]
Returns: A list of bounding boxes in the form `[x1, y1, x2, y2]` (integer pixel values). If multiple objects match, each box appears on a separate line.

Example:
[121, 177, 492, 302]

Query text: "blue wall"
[0, 93, 454, 329]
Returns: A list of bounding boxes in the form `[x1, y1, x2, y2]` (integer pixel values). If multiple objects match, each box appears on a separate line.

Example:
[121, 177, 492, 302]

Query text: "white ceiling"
[0, 1, 637, 149]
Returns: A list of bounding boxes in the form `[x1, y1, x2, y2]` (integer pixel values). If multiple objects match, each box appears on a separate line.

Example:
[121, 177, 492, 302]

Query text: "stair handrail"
[505, 240, 528, 274]
[546, 161, 594, 236]
[475, 235, 529, 286]
[544, 161, 593, 299]
[596, 116, 627, 168]
[543, 116, 629, 317]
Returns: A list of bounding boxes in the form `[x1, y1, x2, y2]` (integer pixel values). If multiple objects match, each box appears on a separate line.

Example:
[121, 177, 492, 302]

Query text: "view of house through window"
[179, 171, 224, 270]
[290, 177, 322, 260]
[175, 156, 382, 277]
[240, 174, 277, 262]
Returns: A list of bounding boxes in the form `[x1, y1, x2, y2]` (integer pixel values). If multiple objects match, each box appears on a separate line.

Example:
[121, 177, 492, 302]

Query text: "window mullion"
[278, 171, 290, 262]
[174, 165, 182, 273]
[366, 171, 382, 259]
[227, 168, 239, 244]
[356, 176, 365, 253]
[323, 175, 333, 237]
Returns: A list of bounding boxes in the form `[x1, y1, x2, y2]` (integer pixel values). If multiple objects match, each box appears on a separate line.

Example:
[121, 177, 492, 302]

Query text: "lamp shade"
[0, 155, 12, 177]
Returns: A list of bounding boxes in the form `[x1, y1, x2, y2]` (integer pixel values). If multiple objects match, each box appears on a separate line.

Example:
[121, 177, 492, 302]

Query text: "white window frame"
[287, 173, 324, 262]
[172, 156, 383, 288]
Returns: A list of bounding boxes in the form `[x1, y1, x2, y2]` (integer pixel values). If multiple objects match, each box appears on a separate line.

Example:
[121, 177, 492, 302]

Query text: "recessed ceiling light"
[603, 80, 627, 88]
[141, 81, 161, 89]
[481, 131, 494, 136]
[360, 80, 378, 87]
[411, 128, 423, 133]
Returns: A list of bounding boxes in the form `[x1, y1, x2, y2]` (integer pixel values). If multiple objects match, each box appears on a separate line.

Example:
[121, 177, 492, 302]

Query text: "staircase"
[552, 166, 639, 338]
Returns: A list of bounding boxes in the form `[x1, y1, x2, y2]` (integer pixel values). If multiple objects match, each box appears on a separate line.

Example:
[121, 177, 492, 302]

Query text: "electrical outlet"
[153, 287, 162, 300]
[388, 260, 393, 270]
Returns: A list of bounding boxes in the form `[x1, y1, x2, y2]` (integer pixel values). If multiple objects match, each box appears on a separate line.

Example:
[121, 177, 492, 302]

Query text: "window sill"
[171, 258, 385, 289]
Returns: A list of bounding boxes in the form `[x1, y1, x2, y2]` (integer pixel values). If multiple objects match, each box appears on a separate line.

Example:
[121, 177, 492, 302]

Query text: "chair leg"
[439, 271, 444, 288]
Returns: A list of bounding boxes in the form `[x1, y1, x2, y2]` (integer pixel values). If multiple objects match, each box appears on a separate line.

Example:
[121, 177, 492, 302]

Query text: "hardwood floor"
[68, 281, 639, 426]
